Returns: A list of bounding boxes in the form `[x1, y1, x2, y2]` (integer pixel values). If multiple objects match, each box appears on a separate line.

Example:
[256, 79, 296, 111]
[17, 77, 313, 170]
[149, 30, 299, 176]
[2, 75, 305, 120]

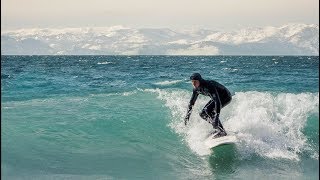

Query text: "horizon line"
[2, 23, 319, 32]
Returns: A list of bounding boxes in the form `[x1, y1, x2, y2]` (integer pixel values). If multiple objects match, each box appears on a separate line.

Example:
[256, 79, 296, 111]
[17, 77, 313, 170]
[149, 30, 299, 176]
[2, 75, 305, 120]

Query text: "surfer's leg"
[199, 100, 215, 124]
[211, 99, 227, 136]
[200, 103, 227, 137]
[200, 100, 227, 136]
[212, 99, 222, 129]
[216, 117, 227, 135]
[215, 96, 231, 134]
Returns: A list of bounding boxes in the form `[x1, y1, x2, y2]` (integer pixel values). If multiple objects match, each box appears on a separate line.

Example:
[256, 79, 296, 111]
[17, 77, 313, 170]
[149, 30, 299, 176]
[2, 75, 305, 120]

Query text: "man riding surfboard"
[184, 73, 232, 138]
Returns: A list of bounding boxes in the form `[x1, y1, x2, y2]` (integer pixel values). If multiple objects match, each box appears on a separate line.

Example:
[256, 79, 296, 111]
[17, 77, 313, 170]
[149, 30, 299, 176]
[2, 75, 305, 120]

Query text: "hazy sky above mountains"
[1, 0, 319, 30]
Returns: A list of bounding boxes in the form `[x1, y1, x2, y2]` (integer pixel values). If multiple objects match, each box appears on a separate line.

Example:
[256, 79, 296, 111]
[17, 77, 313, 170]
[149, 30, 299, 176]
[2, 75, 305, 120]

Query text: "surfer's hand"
[184, 116, 189, 125]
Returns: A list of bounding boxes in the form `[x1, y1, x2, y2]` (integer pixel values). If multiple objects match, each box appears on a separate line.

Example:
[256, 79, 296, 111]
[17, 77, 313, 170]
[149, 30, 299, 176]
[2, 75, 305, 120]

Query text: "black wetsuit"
[186, 79, 232, 131]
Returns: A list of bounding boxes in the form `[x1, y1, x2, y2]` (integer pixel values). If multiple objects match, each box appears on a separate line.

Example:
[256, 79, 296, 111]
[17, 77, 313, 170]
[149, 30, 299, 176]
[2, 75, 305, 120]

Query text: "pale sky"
[1, 0, 319, 30]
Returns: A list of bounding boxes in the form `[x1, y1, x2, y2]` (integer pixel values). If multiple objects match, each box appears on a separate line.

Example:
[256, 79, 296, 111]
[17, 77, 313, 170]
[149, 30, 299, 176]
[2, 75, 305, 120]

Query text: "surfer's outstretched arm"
[184, 90, 198, 125]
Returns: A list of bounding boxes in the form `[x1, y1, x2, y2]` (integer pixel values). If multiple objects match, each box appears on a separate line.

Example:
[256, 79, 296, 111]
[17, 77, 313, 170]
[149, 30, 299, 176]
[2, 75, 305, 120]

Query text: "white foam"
[226, 92, 319, 160]
[145, 88, 220, 156]
[222, 67, 238, 72]
[97, 61, 113, 65]
[154, 80, 183, 86]
[122, 91, 137, 96]
[146, 88, 319, 160]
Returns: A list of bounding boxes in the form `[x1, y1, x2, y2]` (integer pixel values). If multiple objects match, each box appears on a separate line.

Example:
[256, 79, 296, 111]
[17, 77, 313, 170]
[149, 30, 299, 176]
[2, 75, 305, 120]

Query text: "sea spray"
[147, 88, 319, 160]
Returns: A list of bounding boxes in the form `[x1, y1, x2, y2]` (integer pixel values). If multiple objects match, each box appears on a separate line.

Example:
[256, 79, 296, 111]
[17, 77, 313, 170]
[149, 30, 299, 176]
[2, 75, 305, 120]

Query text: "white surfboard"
[204, 134, 237, 148]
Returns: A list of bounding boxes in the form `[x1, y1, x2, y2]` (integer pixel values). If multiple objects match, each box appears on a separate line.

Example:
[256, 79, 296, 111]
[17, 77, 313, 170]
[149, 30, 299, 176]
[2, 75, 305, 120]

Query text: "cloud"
[1, 0, 318, 30]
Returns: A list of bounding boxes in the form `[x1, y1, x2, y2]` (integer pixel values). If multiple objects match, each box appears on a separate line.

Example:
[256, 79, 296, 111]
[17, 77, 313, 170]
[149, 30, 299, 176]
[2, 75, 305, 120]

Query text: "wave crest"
[147, 88, 319, 160]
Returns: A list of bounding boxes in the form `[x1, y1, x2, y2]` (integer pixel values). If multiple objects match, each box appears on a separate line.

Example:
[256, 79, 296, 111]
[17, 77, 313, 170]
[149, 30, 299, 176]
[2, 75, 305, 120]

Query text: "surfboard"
[204, 134, 237, 148]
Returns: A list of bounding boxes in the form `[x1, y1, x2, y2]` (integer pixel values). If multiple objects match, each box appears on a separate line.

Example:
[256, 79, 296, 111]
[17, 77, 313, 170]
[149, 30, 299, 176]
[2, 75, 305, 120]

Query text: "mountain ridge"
[1, 23, 318, 55]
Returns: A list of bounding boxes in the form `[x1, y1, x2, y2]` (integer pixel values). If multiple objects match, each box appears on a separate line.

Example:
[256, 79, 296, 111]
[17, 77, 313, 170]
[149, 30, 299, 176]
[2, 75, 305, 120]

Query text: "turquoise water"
[1, 56, 319, 179]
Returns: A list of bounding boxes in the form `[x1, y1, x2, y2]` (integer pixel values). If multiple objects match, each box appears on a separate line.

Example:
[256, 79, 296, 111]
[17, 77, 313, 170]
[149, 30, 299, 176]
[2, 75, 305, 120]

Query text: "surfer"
[184, 73, 232, 138]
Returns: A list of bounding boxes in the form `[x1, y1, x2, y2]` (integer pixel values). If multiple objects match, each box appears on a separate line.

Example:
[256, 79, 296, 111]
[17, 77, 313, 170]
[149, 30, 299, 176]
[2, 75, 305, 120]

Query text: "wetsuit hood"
[190, 73, 206, 85]
[190, 73, 203, 81]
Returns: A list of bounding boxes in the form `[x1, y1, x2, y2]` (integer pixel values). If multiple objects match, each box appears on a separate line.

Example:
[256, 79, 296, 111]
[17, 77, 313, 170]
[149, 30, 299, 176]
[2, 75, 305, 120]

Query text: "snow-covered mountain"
[1, 24, 318, 55]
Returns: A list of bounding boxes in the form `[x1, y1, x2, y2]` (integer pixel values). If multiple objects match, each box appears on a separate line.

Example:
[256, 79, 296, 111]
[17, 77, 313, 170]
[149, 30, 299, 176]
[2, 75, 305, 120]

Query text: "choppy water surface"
[2, 56, 319, 179]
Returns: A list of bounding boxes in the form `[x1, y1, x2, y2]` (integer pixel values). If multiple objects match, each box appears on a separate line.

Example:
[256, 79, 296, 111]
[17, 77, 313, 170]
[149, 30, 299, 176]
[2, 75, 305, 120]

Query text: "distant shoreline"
[2, 24, 318, 56]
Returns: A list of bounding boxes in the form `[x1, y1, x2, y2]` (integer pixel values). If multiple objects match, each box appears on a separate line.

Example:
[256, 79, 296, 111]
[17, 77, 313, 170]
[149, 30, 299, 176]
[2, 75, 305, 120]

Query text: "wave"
[145, 88, 319, 160]
[153, 80, 184, 86]
[222, 67, 239, 72]
[97, 61, 114, 65]
[4, 88, 318, 161]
